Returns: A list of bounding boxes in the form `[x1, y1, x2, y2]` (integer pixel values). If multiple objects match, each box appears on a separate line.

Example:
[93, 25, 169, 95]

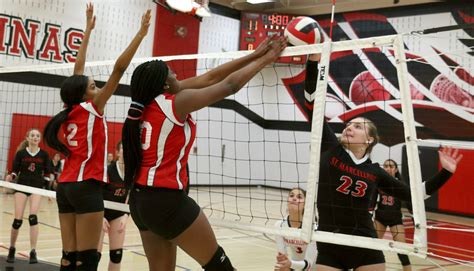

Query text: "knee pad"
[12, 219, 23, 229]
[60, 251, 77, 271]
[203, 246, 234, 271]
[397, 253, 411, 266]
[28, 214, 38, 226]
[77, 249, 99, 271]
[109, 249, 123, 264]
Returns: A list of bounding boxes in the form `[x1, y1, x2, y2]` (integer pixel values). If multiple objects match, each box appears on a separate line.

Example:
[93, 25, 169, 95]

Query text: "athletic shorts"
[129, 184, 200, 240]
[375, 212, 403, 227]
[316, 242, 385, 269]
[104, 209, 128, 222]
[14, 190, 32, 197]
[14, 179, 43, 196]
[56, 179, 104, 214]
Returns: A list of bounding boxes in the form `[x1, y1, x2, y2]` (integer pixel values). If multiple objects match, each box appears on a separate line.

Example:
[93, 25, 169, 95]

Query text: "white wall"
[1, 4, 472, 189]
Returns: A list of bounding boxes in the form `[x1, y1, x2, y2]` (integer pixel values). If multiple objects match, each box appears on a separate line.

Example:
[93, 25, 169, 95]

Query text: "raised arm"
[378, 147, 462, 201]
[180, 37, 274, 90]
[174, 36, 287, 120]
[92, 9, 151, 113]
[74, 3, 96, 75]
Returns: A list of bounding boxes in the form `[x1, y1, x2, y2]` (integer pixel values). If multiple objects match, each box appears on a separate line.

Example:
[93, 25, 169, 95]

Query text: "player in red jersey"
[5, 128, 53, 264]
[43, 4, 150, 270]
[122, 36, 287, 270]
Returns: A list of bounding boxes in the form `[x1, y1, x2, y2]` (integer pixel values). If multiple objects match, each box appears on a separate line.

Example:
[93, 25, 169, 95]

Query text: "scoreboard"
[240, 12, 306, 64]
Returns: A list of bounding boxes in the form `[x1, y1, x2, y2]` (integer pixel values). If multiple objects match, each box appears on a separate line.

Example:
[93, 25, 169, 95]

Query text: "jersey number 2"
[66, 123, 78, 147]
[336, 176, 367, 197]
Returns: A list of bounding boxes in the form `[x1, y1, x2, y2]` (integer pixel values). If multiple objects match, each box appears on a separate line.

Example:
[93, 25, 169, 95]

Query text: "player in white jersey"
[274, 188, 317, 271]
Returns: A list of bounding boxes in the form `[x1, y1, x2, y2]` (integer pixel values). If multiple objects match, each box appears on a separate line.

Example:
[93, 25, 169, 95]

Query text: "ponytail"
[122, 103, 144, 187]
[15, 140, 28, 154]
[122, 60, 168, 187]
[44, 74, 88, 156]
[44, 108, 73, 156]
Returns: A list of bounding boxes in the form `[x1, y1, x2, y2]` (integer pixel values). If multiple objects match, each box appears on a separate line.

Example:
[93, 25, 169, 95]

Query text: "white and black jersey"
[275, 218, 317, 270]
[11, 148, 51, 188]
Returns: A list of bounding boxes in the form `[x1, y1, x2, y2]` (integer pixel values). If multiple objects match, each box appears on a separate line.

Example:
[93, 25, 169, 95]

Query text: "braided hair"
[122, 60, 169, 187]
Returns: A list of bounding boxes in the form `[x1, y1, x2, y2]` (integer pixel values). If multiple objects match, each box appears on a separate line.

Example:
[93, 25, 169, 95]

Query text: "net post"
[393, 34, 428, 256]
[301, 41, 332, 243]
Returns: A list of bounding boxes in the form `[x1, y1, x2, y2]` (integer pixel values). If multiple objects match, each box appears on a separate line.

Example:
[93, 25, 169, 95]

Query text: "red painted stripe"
[343, 12, 388, 23]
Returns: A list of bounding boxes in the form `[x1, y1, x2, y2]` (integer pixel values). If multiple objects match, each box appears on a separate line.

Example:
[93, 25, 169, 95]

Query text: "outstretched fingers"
[140, 9, 152, 36]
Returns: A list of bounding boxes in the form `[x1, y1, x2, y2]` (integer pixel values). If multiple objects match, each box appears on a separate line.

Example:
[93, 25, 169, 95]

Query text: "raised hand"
[138, 9, 152, 37]
[86, 2, 96, 30]
[252, 37, 272, 57]
[263, 36, 288, 63]
[439, 146, 463, 173]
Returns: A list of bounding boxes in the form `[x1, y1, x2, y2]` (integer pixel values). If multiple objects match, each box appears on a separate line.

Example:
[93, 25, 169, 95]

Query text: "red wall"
[438, 149, 474, 216]
[6, 113, 123, 172]
[153, 5, 200, 79]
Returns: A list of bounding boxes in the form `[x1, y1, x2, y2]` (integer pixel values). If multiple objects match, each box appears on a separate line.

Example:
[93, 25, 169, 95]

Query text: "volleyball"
[284, 16, 324, 46]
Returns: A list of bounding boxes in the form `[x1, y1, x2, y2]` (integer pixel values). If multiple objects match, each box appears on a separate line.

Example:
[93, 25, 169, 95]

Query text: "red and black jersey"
[103, 161, 128, 203]
[375, 187, 403, 221]
[11, 148, 51, 188]
[59, 101, 108, 183]
[317, 120, 452, 238]
[135, 94, 196, 190]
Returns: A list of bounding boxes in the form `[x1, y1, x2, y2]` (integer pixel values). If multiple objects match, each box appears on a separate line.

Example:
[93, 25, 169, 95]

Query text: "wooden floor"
[1, 189, 473, 271]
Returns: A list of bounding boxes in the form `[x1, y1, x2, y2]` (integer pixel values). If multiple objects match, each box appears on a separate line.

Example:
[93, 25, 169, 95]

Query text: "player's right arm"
[6, 151, 22, 181]
[180, 37, 275, 90]
[174, 37, 286, 120]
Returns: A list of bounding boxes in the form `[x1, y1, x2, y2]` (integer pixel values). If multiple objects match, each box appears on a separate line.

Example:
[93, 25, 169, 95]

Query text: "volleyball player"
[5, 128, 53, 264]
[98, 141, 129, 271]
[274, 188, 317, 271]
[374, 159, 412, 271]
[304, 55, 463, 270]
[121, 36, 286, 271]
[43, 4, 150, 270]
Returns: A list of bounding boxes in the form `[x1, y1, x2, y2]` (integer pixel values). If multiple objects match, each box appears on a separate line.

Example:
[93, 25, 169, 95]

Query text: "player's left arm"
[379, 147, 462, 200]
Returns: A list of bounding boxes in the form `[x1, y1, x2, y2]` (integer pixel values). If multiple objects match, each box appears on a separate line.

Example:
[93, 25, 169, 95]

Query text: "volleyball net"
[0, 33, 473, 266]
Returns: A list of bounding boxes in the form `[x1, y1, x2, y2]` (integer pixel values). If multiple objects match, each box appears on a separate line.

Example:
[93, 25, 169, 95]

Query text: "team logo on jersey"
[28, 162, 36, 172]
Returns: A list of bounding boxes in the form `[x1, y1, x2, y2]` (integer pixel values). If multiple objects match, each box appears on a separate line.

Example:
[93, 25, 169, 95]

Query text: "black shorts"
[104, 209, 127, 222]
[129, 185, 200, 240]
[14, 190, 32, 197]
[14, 179, 43, 196]
[56, 180, 104, 214]
[316, 242, 385, 269]
[375, 212, 403, 227]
